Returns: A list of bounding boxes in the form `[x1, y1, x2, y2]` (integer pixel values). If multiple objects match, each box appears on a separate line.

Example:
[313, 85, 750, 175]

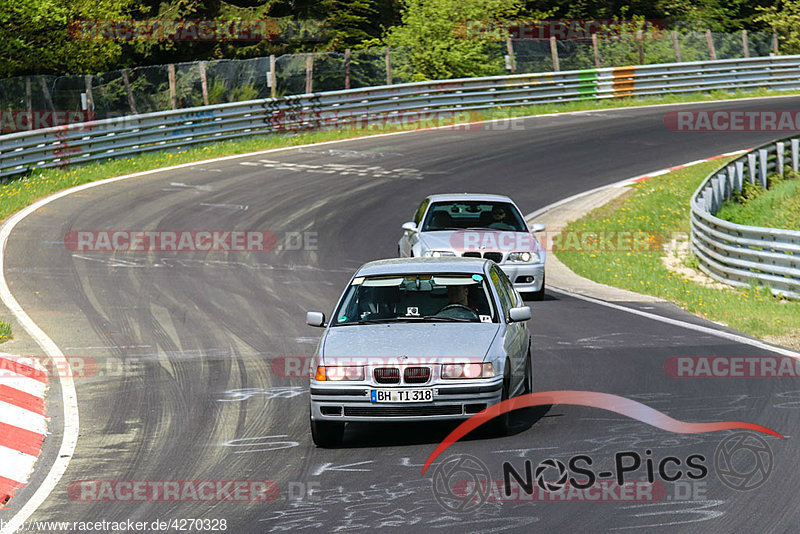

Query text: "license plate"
[370, 388, 434, 403]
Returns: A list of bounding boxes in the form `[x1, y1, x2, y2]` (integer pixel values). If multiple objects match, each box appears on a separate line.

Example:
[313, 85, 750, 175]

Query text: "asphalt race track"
[2, 97, 800, 533]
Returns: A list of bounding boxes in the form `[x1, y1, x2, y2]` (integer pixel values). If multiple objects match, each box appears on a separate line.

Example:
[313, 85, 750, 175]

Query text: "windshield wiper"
[419, 315, 475, 322]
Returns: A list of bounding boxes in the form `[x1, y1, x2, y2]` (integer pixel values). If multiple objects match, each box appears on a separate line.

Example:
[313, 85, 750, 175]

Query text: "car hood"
[418, 230, 543, 254]
[321, 323, 499, 363]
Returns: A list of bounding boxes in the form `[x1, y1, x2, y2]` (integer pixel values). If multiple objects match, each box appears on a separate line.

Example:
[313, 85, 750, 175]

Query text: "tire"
[486, 366, 511, 437]
[531, 275, 545, 301]
[310, 414, 344, 448]
[523, 345, 533, 395]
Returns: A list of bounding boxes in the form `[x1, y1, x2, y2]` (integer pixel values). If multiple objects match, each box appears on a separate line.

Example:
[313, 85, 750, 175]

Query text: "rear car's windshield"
[333, 273, 497, 325]
[421, 201, 528, 232]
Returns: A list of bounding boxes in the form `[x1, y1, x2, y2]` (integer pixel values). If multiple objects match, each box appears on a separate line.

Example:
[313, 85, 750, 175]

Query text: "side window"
[413, 199, 430, 225]
[497, 268, 521, 307]
[489, 266, 512, 315]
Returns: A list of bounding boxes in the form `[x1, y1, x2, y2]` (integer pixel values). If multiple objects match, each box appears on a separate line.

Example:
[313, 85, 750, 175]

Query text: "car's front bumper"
[310, 379, 504, 423]
[499, 262, 545, 292]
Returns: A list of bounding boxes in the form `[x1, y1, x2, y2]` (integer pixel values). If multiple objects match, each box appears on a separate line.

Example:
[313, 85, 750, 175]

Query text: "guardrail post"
[711, 175, 721, 211]
[121, 69, 137, 114]
[344, 49, 351, 90]
[636, 30, 645, 65]
[671, 31, 682, 62]
[747, 152, 757, 184]
[792, 139, 799, 171]
[505, 38, 516, 73]
[734, 161, 744, 192]
[84, 75, 94, 112]
[742, 30, 750, 58]
[706, 30, 717, 61]
[726, 167, 736, 197]
[25, 78, 32, 129]
[168, 64, 177, 109]
[385, 47, 393, 84]
[758, 148, 768, 188]
[199, 61, 209, 106]
[305, 54, 314, 94]
[269, 55, 277, 98]
[550, 37, 560, 71]
[777, 141, 785, 176]
[592, 33, 600, 67]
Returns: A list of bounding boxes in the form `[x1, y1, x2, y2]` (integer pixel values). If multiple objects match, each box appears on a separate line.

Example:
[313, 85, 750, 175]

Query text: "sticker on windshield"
[472, 274, 483, 282]
[352, 277, 365, 285]
[479, 315, 492, 323]
[337, 316, 348, 323]
[406, 307, 420, 316]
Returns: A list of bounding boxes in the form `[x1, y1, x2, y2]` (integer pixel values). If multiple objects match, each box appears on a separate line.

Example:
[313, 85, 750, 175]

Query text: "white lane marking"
[0, 447, 38, 484]
[0, 93, 796, 530]
[549, 286, 800, 358]
[0, 192, 81, 534]
[0, 401, 46, 441]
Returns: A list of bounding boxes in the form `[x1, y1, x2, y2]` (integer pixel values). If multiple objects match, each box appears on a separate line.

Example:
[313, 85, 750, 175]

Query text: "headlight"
[315, 366, 365, 381]
[424, 250, 457, 257]
[441, 363, 496, 379]
[508, 251, 539, 263]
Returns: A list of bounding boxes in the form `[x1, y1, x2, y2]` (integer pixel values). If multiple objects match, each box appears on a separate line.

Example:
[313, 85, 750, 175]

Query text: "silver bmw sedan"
[305, 257, 533, 447]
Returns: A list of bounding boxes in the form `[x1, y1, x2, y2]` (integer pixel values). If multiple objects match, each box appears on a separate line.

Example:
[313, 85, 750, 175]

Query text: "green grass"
[555, 159, 800, 340]
[716, 172, 800, 230]
[0, 321, 11, 343]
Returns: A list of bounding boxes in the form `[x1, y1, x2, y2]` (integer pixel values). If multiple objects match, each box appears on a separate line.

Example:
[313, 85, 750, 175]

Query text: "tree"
[756, 0, 800, 53]
[384, 0, 535, 81]
[0, 0, 133, 77]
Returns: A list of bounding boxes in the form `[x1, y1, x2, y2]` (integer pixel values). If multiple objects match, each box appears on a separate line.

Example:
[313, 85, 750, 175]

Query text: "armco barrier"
[690, 137, 800, 299]
[2, 55, 800, 179]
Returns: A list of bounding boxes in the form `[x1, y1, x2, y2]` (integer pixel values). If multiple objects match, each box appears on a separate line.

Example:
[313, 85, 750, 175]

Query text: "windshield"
[420, 201, 528, 232]
[333, 273, 497, 325]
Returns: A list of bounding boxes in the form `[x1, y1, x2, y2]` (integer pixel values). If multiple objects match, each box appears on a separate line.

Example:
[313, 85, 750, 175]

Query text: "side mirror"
[306, 311, 326, 327]
[508, 306, 531, 322]
[402, 221, 418, 233]
[530, 223, 546, 233]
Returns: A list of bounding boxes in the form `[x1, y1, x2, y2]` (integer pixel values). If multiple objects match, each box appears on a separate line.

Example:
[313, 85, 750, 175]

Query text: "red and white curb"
[0, 354, 48, 507]
[625, 149, 750, 184]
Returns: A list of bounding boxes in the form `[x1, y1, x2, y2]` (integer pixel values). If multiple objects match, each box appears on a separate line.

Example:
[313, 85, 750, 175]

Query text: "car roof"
[425, 193, 515, 204]
[355, 257, 492, 277]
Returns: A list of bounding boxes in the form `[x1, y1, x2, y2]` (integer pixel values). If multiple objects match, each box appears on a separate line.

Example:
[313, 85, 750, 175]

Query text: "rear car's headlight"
[424, 250, 457, 257]
[508, 251, 539, 263]
[315, 366, 365, 381]
[441, 363, 496, 379]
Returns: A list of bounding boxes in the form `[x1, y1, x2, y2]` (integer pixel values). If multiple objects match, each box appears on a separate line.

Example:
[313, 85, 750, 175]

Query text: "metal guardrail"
[690, 137, 800, 299]
[3, 55, 800, 179]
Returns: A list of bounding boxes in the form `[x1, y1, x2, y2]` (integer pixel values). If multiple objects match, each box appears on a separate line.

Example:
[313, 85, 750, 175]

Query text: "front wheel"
[523, 345, 533, 395]
[311, 415, 344, 448]
[486, 367, 511, 436]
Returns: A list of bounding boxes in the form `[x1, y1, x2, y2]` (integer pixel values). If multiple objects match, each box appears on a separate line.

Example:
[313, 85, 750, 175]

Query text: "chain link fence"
[0, 31, 778, 131]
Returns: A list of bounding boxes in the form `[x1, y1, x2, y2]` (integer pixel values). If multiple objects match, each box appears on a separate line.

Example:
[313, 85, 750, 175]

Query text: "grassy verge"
[555, 159, 800, 342]
[0, 321, 11, 343]
[715, 170, 800, 230]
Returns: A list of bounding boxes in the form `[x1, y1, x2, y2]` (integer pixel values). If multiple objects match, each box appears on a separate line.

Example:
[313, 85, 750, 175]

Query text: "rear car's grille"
[460, 251, 504, 263]
[404, 367, 430, 384]
[344, 405, 463, 417]
[374, 367, 400, 384]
